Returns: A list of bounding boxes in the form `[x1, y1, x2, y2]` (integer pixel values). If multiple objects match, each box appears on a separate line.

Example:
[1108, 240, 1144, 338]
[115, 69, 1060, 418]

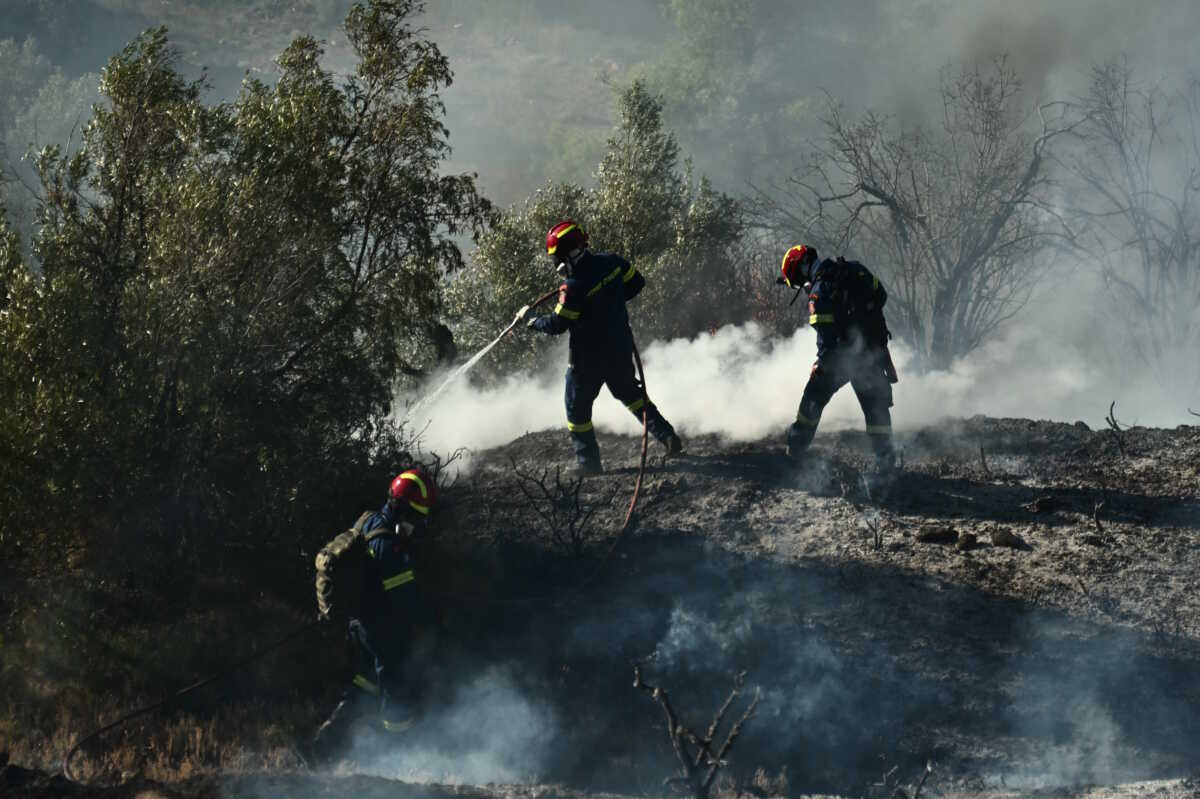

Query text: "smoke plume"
[401, 308, 1195, 466]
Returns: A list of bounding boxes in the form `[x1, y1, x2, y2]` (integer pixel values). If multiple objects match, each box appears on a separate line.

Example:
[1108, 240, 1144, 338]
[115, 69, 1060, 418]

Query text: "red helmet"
[388, 467, 437, 516]
[546, 220, 588, 264]
[781, 244, 819, 288]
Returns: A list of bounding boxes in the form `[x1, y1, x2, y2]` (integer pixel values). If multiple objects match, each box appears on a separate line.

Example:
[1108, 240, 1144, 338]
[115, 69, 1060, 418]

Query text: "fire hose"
[508, 287, 650, 534]
[62, 286, 656, 783]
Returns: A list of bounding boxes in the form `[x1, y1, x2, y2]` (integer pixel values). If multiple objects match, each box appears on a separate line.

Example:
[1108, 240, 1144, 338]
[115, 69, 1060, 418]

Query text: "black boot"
[785, 423, 814, 461]
[575, 458, 603, 477]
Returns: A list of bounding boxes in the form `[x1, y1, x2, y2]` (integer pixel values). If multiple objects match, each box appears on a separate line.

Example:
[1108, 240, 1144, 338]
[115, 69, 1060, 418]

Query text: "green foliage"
[591, 81, 685, 260]
[446, 182, 588, 375]
[0, 1, 490, 572]
[543, 123, 607, 189]
[0, 34, 102, 260]
[448, 80, 746, 378]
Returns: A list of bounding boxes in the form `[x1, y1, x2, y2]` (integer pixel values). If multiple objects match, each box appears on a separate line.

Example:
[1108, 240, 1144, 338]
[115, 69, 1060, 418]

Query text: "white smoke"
[352, 665, 559, 785]
[399, 313, 1194, 464]
[653, 600, 756, 669]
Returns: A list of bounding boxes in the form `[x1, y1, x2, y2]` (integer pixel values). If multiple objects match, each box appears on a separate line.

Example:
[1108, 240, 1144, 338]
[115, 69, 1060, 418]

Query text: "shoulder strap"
[352, 510, 375, 534]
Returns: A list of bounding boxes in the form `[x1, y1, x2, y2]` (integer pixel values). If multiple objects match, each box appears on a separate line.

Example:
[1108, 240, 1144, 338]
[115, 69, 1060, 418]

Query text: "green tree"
[448, 80, 745, 378]
[445, 182, 588, 375]
[0, 0, 490, 570]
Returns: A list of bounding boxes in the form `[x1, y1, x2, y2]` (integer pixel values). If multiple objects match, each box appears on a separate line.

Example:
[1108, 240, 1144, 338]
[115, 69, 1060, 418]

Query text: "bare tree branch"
[633, 663, 761, 799]
[751, 57, 1073, 370]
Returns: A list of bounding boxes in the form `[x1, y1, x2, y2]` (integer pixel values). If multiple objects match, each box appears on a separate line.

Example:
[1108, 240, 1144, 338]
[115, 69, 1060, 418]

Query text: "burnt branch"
[912, 761, 934, 799]
[510, 457, 615, 558]
[752, 58, 1076, 369]
[633, 664, 761, 799]
[860, 512, 885, 551]
[1105, 400, 1127, 456]
[414, 446, 466, 494]
[978, 442, 992, 478]
[882, 760, 935, 799]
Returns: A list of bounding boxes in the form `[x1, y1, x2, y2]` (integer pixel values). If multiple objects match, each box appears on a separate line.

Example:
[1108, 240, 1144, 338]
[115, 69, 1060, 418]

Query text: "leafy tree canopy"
[447, 80, 746, 379]
[0, 0, 490, 568]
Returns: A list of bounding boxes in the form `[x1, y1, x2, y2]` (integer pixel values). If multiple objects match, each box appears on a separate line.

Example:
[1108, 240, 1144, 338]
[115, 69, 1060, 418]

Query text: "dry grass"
[0, 562, 344, 781]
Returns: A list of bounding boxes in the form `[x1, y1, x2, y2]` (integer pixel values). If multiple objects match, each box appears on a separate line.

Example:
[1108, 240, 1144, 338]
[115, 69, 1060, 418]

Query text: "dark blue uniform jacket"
[807, 257, 889, 360]
[530, 251, 645, 364]
[356, 503, 426, 650]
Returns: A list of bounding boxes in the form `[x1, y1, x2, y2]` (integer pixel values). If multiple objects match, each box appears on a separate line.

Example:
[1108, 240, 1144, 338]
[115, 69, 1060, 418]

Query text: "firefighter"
[516, 220, 682, 475]
[312, 467, 438, 758]
[778, 245, 898, 474]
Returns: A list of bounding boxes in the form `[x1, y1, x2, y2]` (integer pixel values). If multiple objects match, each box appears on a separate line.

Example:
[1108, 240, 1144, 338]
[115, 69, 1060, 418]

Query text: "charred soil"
[7, 417, 1200, 798]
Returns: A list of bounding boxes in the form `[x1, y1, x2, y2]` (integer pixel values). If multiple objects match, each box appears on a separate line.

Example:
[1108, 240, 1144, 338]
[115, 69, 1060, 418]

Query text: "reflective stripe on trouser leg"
[789, 369, 839, 454]
[380, 690, 414, 734]
[850, 359, 894, 461]
[352, 673, 380, 695]
[865, 419, 894, 459]
[565, 365, 603, 467]
[607, 355, 677, 445]
[625, 395, 677, 444]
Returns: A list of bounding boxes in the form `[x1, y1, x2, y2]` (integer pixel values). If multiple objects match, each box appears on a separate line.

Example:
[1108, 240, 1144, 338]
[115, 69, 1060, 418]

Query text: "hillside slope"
[8, 417, 1200, 798]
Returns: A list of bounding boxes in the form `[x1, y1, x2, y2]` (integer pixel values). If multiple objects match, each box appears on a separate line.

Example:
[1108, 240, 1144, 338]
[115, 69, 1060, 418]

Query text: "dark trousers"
[787, 347, 894, 464]
[565, 352, 676, 467]
[346, 618, 427, 733]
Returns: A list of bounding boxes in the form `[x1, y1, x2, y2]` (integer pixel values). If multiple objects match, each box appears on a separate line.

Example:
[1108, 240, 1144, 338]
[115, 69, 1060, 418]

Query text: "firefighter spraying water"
[406, 219, 681, 477]
[516, 220, 683, 475]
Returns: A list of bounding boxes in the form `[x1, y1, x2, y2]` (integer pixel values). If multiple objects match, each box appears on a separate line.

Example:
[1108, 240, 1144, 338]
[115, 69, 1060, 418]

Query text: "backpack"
[314, 511, 374, 622]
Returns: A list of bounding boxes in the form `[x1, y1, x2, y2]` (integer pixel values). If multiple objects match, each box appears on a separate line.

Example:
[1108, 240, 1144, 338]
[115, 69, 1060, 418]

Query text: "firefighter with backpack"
[311, 466, 439, 758]
[777, 245, 899, 476]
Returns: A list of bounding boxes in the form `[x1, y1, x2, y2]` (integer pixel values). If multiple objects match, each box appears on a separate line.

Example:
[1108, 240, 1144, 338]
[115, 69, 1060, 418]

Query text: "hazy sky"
[5, 1, 1199, 434]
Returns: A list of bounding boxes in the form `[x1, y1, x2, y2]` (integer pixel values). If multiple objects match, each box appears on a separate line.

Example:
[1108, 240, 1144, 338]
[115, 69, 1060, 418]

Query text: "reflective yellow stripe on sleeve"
[587, 266, 626, 296]
[809, 314, 835, 325]
[567, 420, 594, 433]
[554, 303, 581, 320]
[621, 265, 637, 283]
[382, 570, 415, 591]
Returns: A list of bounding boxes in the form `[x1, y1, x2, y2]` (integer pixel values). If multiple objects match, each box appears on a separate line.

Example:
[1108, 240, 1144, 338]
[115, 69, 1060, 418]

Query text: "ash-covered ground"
[431, 417, 1200, 796]
[12, 417, 1200, 799]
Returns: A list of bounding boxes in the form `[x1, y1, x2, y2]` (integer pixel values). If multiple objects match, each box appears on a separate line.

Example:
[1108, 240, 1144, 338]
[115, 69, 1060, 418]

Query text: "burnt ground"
[8, 417, 1200, 798]
[428, 417, 1200, 796]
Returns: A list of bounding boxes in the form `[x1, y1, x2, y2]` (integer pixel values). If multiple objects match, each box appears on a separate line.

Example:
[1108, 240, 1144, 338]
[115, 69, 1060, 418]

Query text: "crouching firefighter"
[516, 220, 682, 475]
[311, 466, 439, 758]
[777, 245, 900, 474]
